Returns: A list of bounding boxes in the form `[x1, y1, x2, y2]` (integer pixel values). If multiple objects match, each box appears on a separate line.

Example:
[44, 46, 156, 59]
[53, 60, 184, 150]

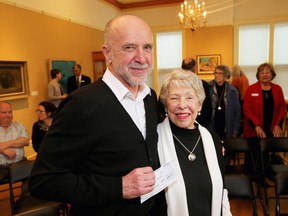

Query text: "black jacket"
[29, 79, 162, 216]
[66, 74, 91, 94]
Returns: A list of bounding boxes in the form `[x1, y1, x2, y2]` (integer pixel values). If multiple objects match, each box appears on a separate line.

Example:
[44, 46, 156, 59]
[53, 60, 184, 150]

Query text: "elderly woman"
[157, 69, 231, 216]
[32, 101, 57, 152]
[210, 65, 241, 138]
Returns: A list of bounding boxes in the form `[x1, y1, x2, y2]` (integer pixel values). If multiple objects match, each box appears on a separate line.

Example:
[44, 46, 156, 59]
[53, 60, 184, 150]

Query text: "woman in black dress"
[32, 101, 57, 152]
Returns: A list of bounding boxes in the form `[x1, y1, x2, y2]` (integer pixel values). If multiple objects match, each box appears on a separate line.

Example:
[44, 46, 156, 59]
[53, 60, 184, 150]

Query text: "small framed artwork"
[0, 61, 29, 100]
[196, 54, 221, 74]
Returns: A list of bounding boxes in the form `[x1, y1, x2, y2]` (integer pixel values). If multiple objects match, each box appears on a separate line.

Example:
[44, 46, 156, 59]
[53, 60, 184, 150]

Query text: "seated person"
[0, 101, 29, 182]
[32, 101, 57, 152]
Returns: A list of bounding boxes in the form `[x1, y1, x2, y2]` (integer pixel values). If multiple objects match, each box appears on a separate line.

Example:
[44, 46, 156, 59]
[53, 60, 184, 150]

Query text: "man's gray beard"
[123, 73, 147, 87]
[122, 67, 151, 87]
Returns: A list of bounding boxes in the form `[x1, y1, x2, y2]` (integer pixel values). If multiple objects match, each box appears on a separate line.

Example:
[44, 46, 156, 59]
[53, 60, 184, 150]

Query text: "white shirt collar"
[102, 69, 151, 101]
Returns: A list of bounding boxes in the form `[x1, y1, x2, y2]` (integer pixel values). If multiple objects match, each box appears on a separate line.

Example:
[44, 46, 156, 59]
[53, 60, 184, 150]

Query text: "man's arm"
[0, 137, 29, 153]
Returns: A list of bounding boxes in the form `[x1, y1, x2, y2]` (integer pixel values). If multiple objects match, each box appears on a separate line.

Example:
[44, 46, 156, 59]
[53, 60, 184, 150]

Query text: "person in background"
[32, 101, 57, 152]
[29, 15, 164, 216]
[0, 101, 29, 182]
[243, 63, 286, 171]
[181, 57, 212, 128]
[67, 63, 91, 94]
[48, 68, 67, 107]
[231, 64, 249, 103]
[158, 69, 231, 216]
[209, 65, 241, 138]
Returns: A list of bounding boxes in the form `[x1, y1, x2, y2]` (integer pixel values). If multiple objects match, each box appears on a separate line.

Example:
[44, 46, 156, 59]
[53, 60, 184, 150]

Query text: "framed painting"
[49, 60, 76, 94]
[0, 61, 29, 100]
[196, 54, 221, 74]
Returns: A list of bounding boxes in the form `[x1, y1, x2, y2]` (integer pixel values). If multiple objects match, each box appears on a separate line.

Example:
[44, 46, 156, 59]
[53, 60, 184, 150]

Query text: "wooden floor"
[1, 182, 288, 216]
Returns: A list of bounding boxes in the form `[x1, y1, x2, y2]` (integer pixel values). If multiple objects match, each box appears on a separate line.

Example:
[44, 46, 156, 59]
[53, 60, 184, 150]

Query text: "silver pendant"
[188, 153, 196, 161]
[218, 106, 221, 110]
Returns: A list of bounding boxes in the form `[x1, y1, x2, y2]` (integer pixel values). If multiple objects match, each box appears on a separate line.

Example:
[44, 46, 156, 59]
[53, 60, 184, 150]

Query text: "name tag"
[251, 93, 259, 96]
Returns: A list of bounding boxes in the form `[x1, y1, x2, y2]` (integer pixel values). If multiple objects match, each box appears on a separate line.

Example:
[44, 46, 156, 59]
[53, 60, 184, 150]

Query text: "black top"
[262, 89, 274, 137]
[32, 121, 49, 152]
[29, 79, 161, 216]
[66, 75, 91, 94]
[197, 80, 213, 128]
[170, 120, 225, 216]
[214, 84, 226, 138]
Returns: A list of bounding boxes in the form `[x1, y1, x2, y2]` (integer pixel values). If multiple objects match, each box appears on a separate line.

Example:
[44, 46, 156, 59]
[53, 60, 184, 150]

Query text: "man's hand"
[122, 166, 155, 199]
[2, 148, 16, 159]
[0, 142, 9, 153]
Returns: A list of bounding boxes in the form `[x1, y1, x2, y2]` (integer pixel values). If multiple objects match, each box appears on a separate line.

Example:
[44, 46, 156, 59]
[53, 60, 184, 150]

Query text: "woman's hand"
[273, 125, 283, 137]
[255, 126, 266, 138]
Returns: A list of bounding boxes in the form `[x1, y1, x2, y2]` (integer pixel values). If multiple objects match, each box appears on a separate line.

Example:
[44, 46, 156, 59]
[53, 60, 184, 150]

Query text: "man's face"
[73, 66, 81, 77]
[103, 17, 153, 88]
[0, 103, 13, 127]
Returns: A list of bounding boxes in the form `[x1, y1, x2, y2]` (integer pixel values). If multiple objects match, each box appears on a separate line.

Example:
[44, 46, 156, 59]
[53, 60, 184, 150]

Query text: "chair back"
[223, 137, 256, 174]
[260, 138, 288, 177]
[223, 137, 250, 152]
[260, 137, 288, 153]
[275, 171, 288, 195]
[13, 205, 60, 216]
[225, 174, 254, 198]
[9, 160, 34, 183]
[275, 171, 288, 216]
[225, 174, 258, 216]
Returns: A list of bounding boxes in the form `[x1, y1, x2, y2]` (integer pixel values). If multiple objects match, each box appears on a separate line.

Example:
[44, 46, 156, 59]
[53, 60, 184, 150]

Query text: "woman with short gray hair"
[158, 69, 231, 216]
[209, 65, 241, 138]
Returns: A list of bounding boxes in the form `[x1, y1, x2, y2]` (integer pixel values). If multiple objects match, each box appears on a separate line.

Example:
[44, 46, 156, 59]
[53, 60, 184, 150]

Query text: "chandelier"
[178, 0, 207, 31]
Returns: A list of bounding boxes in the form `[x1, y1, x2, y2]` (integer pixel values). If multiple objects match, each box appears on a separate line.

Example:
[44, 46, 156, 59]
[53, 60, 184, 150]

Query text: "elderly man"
[29, 15, 164, 216]
[0, 101, 29, 181]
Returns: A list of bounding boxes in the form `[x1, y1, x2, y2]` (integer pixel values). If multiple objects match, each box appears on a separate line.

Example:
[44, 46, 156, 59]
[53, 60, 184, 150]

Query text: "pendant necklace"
[217, 87, 225, 110]
[172, 134, 201, 161]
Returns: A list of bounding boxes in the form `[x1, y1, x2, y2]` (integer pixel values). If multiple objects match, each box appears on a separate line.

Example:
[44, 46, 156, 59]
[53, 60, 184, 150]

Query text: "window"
[156, 31, 182, 89]
[239, 24, 269, 66]
[238, 22, 288, 99]
[274, 22, 288, 65]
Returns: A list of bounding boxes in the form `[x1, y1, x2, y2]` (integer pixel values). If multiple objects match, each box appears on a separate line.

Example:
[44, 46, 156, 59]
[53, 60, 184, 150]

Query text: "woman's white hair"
[159, 69, 205, 108]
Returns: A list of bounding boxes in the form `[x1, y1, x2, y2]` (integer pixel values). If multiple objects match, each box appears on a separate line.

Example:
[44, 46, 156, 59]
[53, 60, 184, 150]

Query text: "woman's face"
[56, 72, 62, 80]
[35, 105, 49, 121]
[214, 69, 225, 86]
[166, 85, 202, 129]
[259, 66, 273, 84]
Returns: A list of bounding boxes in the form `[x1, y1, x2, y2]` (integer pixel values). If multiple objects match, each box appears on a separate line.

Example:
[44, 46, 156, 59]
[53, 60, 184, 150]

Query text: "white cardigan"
[157, 118, 231, 216]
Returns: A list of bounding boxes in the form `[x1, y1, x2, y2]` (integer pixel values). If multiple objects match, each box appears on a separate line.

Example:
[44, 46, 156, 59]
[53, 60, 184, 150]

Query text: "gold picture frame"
[0, 61, 29, 101]
[196, 54, 221, 74]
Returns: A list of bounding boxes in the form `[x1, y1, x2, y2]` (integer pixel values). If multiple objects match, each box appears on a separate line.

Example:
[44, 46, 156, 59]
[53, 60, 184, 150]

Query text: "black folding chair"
[260, 137, 288, 215]
[8, 160, 66, 216]
[275, 171, 288, 216]
[225, 174, 258, 216]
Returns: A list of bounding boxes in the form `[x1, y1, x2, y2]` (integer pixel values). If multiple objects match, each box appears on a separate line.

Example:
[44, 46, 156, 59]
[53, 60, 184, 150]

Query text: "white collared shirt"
[103, 69, 150, 139]
[76, 75, 82, 81]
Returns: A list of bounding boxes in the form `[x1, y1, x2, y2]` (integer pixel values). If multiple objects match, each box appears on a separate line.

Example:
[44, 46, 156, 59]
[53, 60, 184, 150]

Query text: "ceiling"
[104, 0, 183, 9]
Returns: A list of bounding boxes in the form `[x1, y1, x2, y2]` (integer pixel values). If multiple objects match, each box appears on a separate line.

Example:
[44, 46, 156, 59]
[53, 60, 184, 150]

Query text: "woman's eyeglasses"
[214, 72, 224, 75]
[35, 110, 46, 113]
